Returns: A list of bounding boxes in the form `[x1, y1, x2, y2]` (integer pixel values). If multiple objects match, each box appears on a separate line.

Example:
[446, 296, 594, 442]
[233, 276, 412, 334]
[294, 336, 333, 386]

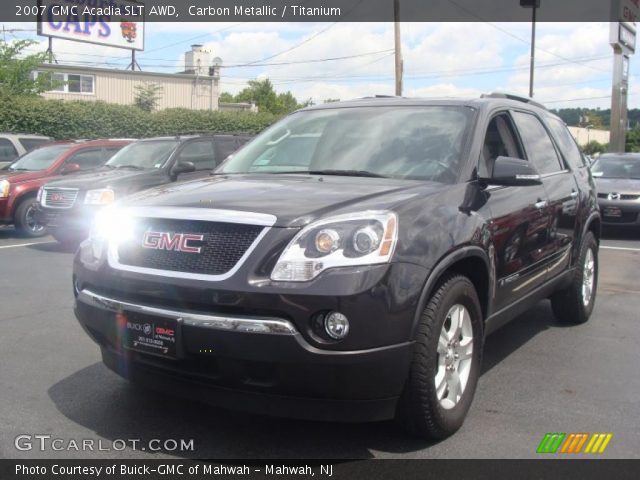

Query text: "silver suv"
[0, 134, 52, 169]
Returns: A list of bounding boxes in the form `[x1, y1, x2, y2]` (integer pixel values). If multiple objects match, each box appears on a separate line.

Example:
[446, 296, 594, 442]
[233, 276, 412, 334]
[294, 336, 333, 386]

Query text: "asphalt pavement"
[0, 225, 639, 459]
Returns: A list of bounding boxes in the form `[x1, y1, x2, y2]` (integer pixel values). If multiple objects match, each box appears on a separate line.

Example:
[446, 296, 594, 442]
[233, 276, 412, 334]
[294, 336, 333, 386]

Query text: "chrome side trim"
[107, 207, 276, 281]
[77, 289, 299, 335]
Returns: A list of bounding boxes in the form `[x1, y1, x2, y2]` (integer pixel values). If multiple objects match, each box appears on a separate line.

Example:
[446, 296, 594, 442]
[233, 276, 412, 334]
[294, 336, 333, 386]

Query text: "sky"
[4, 21, 637, 110]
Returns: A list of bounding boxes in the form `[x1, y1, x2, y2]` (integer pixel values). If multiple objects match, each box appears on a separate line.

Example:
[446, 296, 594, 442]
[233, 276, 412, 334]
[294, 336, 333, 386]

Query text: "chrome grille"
[597, 193, 640, 201]
[42, 188, 79, 209]
[117, 218, 264, 276]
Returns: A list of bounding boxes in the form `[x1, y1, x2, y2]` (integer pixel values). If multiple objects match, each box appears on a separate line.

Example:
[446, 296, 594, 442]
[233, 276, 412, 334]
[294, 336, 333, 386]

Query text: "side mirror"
[61, 163, 81, 175]
[171, 161, 196, 179]
[484, 156, 542, 186]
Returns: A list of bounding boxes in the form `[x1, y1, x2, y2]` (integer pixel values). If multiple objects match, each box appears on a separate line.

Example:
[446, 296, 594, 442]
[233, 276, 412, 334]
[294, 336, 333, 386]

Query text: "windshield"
[7, 145, 70, 171]
[106, 140, 179, 169]
[216, 106, 474, 183]
[591, 157, 640, 180]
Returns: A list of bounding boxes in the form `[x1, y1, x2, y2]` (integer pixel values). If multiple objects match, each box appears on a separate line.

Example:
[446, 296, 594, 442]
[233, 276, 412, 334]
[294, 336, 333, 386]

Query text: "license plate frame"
[118, 311, 181, 360]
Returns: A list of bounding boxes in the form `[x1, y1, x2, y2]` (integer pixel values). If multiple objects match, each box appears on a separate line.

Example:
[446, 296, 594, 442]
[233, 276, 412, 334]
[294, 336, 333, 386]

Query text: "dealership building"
[36, 45, 252, 112]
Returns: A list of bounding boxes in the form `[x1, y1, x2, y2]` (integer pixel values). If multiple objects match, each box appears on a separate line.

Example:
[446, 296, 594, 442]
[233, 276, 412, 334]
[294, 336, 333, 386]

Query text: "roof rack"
[481, 92, 547, 110]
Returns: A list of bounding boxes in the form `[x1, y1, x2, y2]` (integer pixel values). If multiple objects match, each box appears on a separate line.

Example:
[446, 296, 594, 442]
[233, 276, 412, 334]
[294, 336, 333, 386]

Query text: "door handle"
[571, 190, 579, 198]
[535, 200, 547, 209]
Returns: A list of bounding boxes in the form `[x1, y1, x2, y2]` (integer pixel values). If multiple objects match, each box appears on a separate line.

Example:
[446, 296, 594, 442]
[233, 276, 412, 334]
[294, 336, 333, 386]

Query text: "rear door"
[482, 112, 553, 311]
[511, 111, 579, 281]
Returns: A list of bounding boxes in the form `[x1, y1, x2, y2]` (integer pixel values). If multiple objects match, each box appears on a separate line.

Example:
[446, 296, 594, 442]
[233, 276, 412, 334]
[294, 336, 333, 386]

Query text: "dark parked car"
[37, 134, 253, 244]
[590, 153, 640, 227]
[73, 95, 600, 439]
[0, 139, 130, 237]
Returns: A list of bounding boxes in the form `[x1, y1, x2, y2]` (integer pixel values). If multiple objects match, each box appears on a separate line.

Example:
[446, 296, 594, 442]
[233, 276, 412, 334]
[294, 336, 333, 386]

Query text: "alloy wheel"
[435, 304, 474, 410]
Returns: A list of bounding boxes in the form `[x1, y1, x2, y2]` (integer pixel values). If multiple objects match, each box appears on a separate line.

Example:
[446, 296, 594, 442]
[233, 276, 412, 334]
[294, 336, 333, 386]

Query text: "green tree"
[134, 83, 163, 112]
[625, 127, 640, 152]
[234, 78, 278, 113]
[219, 92, 235, 103]
[0, 40, 56, 98]
[583, 140, 608, 156]
[233, 78, 304, 115]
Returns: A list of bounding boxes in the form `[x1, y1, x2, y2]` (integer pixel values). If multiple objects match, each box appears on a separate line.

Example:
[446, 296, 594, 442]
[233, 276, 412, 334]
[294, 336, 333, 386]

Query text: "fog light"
[324, 311, 349, 340]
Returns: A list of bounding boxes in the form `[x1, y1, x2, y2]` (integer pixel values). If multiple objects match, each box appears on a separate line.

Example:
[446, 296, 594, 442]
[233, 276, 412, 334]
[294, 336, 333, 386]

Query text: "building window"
[34, 71, 95, 95]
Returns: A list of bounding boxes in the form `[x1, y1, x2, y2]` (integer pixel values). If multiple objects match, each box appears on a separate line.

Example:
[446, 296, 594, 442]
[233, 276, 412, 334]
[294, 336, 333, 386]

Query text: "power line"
[444, 0, 610, 74]
[222, 49, 394, 68]
[242, 22, 338, 66]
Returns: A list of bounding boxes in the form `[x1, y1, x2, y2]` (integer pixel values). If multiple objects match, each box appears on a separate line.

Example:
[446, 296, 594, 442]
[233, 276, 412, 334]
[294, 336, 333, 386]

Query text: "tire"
[51, 228, 82, 248]
[14, 198, 47, 238]
[396, 274, 483, 439]
[550, 231, 598, 325]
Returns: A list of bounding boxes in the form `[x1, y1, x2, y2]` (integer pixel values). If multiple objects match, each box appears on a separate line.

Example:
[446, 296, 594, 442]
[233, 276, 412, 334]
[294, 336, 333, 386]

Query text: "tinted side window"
[104, 147, 123, 160]
[19, 138, 50, 152]
[69, 149, 105, 170]
[177, 141, 215, 170]
[0, 138, 18, 162]
[546, 118, 585, 169]
[512, 111, 563, 174]
[215, 138, 240, 163]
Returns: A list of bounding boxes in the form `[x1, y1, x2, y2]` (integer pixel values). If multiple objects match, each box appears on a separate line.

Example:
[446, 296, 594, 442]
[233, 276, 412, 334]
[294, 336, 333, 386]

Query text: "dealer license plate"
[119, 311, 178, 359]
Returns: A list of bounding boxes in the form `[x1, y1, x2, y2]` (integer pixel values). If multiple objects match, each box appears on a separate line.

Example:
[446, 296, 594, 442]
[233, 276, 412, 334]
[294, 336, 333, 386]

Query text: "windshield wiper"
[271, 170, 389, 178]
[9, 168, 30, 171]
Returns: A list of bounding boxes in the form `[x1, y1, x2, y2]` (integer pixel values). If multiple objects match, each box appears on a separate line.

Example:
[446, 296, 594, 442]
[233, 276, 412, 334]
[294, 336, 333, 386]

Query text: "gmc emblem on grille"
[50, 193, 64, 201]
[142, 231, 204, 254]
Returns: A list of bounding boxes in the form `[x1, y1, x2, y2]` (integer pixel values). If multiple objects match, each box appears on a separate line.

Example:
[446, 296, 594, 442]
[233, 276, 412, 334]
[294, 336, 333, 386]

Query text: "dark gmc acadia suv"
[73, 94, 600, 439]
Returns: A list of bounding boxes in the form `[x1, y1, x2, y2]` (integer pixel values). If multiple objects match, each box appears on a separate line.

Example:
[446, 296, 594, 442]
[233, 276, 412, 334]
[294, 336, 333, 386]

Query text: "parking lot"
[0, 225, 639, 460]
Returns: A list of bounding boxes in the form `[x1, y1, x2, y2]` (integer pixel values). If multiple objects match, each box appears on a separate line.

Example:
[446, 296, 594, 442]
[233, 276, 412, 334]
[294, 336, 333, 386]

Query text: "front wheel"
[14, 199, 47, 238]
[50, 228, 82, 249]
[550, 231, 598, 324]
[396, 274, 483, 439]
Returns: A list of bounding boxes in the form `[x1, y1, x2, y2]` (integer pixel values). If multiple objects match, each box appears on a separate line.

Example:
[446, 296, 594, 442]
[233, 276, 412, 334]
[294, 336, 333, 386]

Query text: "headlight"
[84, 189, 115, 205]
[271, 211, 398, 282]
[0, 180, 10, 198]
[81, 208, 135, 266]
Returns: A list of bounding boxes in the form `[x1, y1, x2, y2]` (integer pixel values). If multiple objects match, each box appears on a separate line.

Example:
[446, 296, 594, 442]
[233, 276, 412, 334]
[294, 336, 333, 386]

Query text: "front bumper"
[74, 282, 416, 422]
[597, 199, 640, 226]
[36, 204, 99, 236]
[0, 197, 11, 223]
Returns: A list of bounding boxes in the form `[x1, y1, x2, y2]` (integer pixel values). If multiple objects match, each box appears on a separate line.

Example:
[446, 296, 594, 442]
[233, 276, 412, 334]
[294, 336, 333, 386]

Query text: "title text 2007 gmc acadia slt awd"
[73, 95, 600, 439]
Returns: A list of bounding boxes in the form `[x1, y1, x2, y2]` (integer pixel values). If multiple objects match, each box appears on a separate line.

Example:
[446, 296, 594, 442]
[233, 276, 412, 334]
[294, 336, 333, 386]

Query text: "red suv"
[0, 139, 131, 237]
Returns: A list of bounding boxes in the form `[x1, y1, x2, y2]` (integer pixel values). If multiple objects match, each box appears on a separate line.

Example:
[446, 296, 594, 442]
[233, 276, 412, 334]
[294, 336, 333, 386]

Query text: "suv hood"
[44, 167, 152, 190]
[594, 177, 640, 193]
[0, 169, 50, 184]
[120, 174, 443, 227]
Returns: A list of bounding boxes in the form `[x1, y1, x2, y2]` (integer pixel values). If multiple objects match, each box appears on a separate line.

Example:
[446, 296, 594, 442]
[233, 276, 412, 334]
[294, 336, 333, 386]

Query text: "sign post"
[609, 0, 638, 152]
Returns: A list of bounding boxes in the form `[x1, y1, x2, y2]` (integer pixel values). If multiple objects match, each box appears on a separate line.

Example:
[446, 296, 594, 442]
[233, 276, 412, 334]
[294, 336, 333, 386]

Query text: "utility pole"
[609, 1, 638, 153]
[520, 0, 540, 98]
[394, 0, 403, 96]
